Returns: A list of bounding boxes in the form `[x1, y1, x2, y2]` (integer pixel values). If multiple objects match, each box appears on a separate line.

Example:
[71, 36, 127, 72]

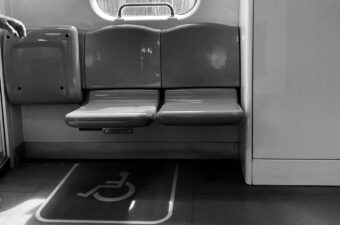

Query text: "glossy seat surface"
[65, 90, 159, 128]
[157, 89, 244, 125]
[3, 26, 83, 104]
[85, 25, 161, 89]
[161, 24, 240, 88]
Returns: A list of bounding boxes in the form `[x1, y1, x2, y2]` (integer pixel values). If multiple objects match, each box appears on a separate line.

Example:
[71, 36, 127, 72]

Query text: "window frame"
[89, 0, 201, 21]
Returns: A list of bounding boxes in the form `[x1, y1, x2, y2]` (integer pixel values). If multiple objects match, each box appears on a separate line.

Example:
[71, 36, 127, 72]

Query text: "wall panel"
[254, 0, 340, 159]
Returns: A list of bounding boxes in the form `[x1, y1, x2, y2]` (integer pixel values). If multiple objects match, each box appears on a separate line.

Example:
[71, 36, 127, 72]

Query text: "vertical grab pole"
[239, 0, 254, 185]
[0, 32, 10, 162]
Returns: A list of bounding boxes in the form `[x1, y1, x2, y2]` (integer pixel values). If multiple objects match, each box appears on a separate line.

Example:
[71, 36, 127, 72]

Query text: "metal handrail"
[118, 3, 175, 18]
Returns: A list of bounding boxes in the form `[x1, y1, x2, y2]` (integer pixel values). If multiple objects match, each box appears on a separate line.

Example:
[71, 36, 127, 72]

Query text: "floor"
[0, 160, 340, 225]
[0, 154, 4, 164]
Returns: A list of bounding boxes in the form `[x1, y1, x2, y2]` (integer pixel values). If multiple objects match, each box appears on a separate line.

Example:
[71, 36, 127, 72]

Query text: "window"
[91, 0, 199, 20]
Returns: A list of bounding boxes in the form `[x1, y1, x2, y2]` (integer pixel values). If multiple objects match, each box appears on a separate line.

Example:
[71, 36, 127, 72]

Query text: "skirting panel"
[253, 159, 340, 186]
[25, 142, 238, 159]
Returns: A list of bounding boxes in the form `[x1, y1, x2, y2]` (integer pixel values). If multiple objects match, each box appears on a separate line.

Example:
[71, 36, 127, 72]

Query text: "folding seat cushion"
[65, 90, 159, 128]
[157, 89, 243, 125]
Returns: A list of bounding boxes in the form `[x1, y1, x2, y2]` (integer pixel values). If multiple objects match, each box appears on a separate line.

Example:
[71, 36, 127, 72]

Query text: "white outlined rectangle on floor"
[35, 163, 179, 224]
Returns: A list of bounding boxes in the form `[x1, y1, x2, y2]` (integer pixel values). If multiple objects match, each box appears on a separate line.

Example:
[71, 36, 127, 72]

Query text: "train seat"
[2, 26, 83, 104]
[156, 89, 243, 125]
[65, 90, 159, 128]
[65, 25, 161, 129]
[157, 24, 244, 125]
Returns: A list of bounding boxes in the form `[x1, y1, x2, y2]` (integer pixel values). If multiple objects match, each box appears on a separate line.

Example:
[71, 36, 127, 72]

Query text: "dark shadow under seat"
[156, 89, 243, 125]
[65, 90, 159, 129]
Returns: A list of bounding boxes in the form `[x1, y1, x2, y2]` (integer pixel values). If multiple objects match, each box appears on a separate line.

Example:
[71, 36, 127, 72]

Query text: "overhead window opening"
[91, 0, 199, 20]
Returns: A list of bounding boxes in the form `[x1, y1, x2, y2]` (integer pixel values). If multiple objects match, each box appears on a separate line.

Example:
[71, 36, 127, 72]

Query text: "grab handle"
[118, 3, 175, 18]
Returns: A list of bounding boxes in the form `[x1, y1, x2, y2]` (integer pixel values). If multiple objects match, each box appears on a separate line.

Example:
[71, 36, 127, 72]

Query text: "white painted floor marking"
[35, 164, 179, 224]
[77, 172, 135, 202]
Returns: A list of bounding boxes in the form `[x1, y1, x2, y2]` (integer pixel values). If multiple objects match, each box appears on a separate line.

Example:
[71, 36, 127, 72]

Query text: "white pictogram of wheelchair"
[77, 172, 135, 202]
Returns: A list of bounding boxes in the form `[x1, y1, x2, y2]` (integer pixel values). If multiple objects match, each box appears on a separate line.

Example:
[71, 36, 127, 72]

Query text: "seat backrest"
[161, 23, 240, 88]
[2, 26, 83, 104]
[85, 25, 161, 89]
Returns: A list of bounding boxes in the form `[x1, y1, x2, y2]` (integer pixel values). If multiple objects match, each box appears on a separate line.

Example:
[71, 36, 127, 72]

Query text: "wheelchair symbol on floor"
[77, 172, 135, 202]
